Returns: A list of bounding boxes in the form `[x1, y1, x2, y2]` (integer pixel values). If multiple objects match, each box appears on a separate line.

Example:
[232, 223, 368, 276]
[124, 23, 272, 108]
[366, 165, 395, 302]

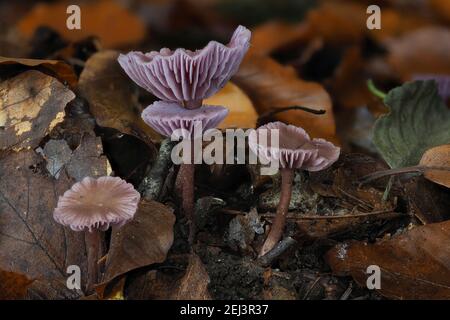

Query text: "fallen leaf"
[0, 150, 87, 298]
[65, 134, 110, 181]
[419, 144, 450, 188]
[102, 200, 175, 284]
[0, 70, 75, 152]
[204, 82, 257, 129]
[374, 80, 450, 168]
[234, 55, 337, 143]
[429, 0, 450, 23]
[78, 50, 161, 144]
[0, 270, 34, 300]
[40, 139, 72, 179]
[404, 177, 450, 224]
[17, 0, 146, 48]
[0, 56, 77, 88]
[171, 253, 211, 300]
[385, 27, 450, 80]
[249, 21, 310, 56]
[325, 220, 450, 299]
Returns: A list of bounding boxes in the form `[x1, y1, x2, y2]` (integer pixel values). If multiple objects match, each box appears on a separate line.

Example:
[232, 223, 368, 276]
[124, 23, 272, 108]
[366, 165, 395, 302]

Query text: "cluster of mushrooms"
[53, 25, 340, 292]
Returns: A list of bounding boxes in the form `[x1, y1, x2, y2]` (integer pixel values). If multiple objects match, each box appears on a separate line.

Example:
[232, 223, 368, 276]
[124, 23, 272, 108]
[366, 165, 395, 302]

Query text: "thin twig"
[257, 105, 326, 126]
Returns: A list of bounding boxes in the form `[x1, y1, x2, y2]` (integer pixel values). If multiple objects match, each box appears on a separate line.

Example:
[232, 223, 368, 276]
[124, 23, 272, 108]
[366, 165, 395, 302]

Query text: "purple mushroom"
[142, 101, 228, 244]
[249, 122, 340, 257]
[54, 176, 140, 292]
[118, 25, 251, 109]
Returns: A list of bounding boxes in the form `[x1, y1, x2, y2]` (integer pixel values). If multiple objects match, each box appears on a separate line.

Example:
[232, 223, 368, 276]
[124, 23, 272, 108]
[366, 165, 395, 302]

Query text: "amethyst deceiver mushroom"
[249, 122, 340, 257]
[118, 25, 251, 109]
[54, 176, 140, 292]
[142, 101, 228, 244]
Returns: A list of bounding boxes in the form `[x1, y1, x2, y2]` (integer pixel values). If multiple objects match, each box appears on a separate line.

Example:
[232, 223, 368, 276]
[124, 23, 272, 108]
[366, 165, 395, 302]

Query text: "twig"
[257, 236, 297, 267]
[257, 105, 326, 126]
[358, 165, 450, 186]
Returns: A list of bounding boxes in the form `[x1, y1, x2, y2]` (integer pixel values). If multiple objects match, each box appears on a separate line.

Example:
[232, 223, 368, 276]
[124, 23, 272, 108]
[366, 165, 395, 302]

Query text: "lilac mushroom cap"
[118, 25, 251, 108]
[142, 101, 229, 139]
[54, 176, 140, 232]
[249, 122, 340, 171]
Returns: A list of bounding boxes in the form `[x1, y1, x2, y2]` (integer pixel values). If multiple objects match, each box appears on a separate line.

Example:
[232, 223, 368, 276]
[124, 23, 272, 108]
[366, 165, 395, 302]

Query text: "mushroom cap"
[248, 122, 340, 171]
[54, 176, 140, 232]
[118, 25, 251, 106]
[142, 101, 229, 139]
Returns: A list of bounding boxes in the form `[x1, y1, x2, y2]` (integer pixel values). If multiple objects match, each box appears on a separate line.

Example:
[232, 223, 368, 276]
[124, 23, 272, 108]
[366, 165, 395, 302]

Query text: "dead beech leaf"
[419, 144, 450, 188]
[325, 220, 450, 299]
[234, 55, 337, 143]
[0, 270, 34, 300]
[0, 150, 87, 299]
[102, 200, 175, 284]
[205, 82, 257, 129]
[249, 21, 310, 56]
[17, 0, 146, 48]
[0, 56, 77, 88]
[430, 0, 450, 23]
[385, 27, 450, 80]
[0, 70, 75, 152]
[171, 254, 211, 300]
[78, 50, 161, 144]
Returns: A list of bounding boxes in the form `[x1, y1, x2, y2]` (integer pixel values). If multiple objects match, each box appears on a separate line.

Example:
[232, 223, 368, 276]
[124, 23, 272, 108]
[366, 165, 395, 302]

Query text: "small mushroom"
[142, 101, 228, 244]
[54, 176, 140, 292]
[118, 25, 251, 109]
[249, 122, 340, 256]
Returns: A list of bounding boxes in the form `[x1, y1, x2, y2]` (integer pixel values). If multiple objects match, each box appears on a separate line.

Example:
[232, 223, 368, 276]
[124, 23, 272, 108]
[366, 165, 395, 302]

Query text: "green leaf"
[373, 80, 450, 168]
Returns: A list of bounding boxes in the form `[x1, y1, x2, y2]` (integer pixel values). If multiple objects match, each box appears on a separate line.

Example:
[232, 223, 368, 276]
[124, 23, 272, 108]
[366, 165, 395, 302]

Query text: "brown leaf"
[385, 27, 450, 80]
[0, 270, 34, 300]
[325, 221, 450, 299]
[234, 55, 337, 143]
[0, 70, 75, 152]
[249, 21, 310, 56]
[171, 253, 211, 300]
[0, 150, 87, 298]
[78, 50, 161, 144]
[17, 0, 146, 48]
[419, 144, 450, 188]
[0, 56, 78, 88]
[102, 200, 175, 284]
[204, 82, 257, 129]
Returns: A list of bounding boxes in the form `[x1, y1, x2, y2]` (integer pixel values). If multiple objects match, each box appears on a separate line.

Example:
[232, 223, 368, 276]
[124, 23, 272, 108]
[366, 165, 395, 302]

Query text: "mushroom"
[249, 122, 340, 256]
[118, 25, 251, 109]
[54, 176, 140, 292]
[142, 101, 228, 243]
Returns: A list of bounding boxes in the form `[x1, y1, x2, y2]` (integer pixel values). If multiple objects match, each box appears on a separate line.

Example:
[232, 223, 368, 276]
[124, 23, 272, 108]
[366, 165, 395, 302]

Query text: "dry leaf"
[205, 82, 257, 129]
[171, 253, 211, 300]
[430, 0, 450, 23]
[385, 27, 450, 80]
[102, 200, 175, 284]
[249, 21, 310, 56]
[0, 150, 87, 299]
[0, 56, 77, 88]
[0, 70, 75, 152]
[0, 270, 34, 300]
[419, 144, 450, 188]
[17, 0, 146, 48]
[325, 220, 450, 299]
[78, 50, 161, 144]
[234, 55, 337, 143]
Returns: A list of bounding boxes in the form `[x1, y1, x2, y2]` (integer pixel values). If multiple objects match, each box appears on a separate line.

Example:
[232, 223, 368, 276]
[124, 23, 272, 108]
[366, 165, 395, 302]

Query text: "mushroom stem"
[259, 168, 295, 257]
[85, 229, 102, 293]
[181, 163, 196, 245]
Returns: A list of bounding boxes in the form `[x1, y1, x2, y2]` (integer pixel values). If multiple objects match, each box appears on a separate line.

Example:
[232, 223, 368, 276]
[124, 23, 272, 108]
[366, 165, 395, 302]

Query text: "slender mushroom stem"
[259, 168, 295, 257]
[85, 229, 102, 293]
[181, 162, 196, 245]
